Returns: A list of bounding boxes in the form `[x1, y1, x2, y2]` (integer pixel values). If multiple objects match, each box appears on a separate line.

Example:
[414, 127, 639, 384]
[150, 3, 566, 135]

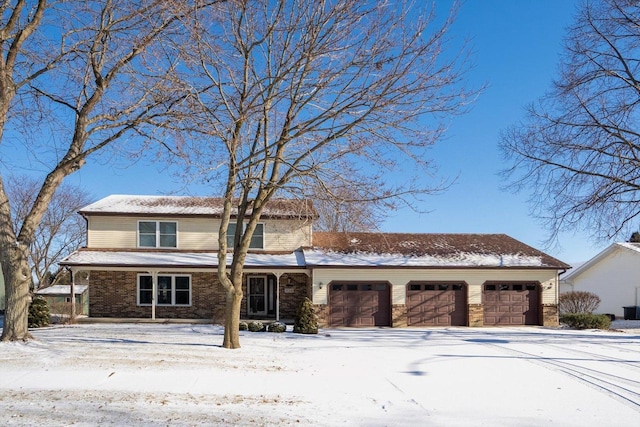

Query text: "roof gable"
[79, 195, 317, 219]
[562, 242, 640, 281]
[310, 232, 569, 269]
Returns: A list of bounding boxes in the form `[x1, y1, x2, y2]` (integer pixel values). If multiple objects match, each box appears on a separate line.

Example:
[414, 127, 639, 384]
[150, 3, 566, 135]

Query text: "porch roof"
[60, 249, 306, 269]
[35, 285, 89, 295]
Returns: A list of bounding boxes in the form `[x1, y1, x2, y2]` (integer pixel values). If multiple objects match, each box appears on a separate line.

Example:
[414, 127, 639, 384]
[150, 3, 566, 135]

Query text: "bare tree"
[0, 0, 198, 341]
[6, 175, 90, 289]
[177, 0, 476, 348]
[309, 182, 386, 233]
[500, 0, 640, 245]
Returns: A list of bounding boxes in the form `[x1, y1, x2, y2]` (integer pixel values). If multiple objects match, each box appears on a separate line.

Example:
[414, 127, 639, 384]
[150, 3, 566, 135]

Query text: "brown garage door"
[483, 283, 539, 326]
[407, 282, 467, 326]
[329, 282, 390, 327]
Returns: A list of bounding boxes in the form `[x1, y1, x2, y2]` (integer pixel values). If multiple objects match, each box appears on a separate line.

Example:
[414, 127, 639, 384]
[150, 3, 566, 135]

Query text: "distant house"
[60, 195, 569, 327]
[560, 242, 640, 319]
[35, 285, 89, 316]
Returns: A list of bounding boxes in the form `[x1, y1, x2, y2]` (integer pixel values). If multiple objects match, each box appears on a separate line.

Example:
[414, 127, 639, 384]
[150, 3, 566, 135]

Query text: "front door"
[248, 276, 268, 316]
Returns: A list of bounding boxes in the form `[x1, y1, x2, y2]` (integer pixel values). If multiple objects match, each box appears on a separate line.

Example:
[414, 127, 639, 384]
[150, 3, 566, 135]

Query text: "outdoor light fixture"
[319, 282, 323, 289]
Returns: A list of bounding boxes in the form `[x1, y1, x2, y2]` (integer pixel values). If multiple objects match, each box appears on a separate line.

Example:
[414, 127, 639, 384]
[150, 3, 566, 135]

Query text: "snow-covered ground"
[1, 321, 640, 426]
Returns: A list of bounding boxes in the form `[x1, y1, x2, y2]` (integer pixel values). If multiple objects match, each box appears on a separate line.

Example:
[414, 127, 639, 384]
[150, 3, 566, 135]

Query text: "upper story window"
[138, 221, 177, 248]
[226, 222, 264, 249]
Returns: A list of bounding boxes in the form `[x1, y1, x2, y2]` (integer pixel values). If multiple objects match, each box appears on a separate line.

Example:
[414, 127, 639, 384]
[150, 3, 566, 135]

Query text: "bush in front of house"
[293, 297, 318, 334]
[267, 322, 286, 333]
[248, 321, 266, 332]
[239, 321, 248, 331]
[558, 291, 601, 315]
[560, 313, 611, 330]
[28, 296, 50, 328]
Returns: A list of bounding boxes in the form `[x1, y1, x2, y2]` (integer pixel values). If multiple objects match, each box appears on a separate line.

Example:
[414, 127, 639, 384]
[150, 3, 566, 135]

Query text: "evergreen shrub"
[560, 313, 611, 330]
[28, 296, 50, 328]
[248, 321, 265, 332]
[267, 322, 286, 333]
[293, 297, 318, 334]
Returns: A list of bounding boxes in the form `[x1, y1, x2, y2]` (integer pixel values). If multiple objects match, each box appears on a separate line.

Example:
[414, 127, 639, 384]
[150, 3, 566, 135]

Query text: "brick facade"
[391, 304, 407, 327]
[313, 304, 328, 327]
[89, 270, 310, 323]
[542, 304, 559, 327]
[468, 304, 484, 327]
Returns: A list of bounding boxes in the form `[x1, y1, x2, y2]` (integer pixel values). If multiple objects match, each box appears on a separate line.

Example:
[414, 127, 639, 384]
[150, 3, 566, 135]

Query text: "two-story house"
[60, 195, 570, 327]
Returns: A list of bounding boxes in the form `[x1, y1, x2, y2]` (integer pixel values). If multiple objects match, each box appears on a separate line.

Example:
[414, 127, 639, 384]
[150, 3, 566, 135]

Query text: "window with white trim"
[138, 221, 177, 248]
[137, 274, 191, 306]
[226, 222, 264, 249]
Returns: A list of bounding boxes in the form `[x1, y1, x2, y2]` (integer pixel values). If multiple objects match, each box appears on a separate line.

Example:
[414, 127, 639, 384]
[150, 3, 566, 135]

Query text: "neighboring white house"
[560, 242, 640, 319]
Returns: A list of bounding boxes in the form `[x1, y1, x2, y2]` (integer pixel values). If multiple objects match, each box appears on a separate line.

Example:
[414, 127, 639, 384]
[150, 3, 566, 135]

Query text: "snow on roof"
[617, 242, 640, 253]
[310, 232, 568, 268]
[303, 249, 544, 268]
[60, 250, 306, 269]
[79, 195, 317, 219]
[35, 285, 88, 295]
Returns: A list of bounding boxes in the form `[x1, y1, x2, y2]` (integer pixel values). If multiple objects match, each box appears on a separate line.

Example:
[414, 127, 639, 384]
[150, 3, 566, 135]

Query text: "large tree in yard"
[501, 0, 640, 244]
[6, 176, 91, 289]
[0, 1, 198, 341]
[178, 0, 476, 348]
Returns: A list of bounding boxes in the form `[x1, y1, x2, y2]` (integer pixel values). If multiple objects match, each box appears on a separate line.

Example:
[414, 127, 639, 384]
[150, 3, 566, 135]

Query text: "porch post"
[274, 272, 282, 322]
[150, 270, 157, 320]
[69, 268, 76, 323]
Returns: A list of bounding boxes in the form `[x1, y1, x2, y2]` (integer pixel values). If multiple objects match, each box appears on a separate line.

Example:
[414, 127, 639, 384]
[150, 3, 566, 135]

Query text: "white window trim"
[227, 222, 265, 250]
[137, 274, 192, 306]
[137, 220, 178, 249]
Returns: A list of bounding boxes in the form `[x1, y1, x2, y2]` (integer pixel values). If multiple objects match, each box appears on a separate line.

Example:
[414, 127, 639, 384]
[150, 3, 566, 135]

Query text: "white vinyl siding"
[86, 216, 312, 251]
[561, 247, 640, 318]
[312, 268, 558, 305]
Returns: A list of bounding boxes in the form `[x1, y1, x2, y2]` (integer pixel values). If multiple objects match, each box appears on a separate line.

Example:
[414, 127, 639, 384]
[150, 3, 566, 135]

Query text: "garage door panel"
[483, 283, 539, 326]
[329, 283, 390, 327]
[407, 283, 467, 327]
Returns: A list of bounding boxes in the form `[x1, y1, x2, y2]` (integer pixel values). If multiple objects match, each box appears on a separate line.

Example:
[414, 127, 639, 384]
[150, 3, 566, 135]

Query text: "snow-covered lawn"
[1, 321, 640, 426]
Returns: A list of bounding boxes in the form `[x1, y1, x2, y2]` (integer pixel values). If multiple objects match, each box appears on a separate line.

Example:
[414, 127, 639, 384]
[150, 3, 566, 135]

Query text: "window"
[226, 222, 264, 249]
[137, 275, 191, 306]
[138, 221, 177, 248]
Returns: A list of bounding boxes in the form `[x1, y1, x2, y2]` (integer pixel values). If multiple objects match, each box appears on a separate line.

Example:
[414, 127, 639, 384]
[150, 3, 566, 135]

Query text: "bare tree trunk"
[222, 286, 242, 349]
[0, 247, 32, 341]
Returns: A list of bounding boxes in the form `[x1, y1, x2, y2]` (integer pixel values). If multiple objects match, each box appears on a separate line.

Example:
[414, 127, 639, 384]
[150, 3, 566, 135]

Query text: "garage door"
[407, 283, 467, 326]
[329, 283, 390, 327]
[483, 283, 539, 326]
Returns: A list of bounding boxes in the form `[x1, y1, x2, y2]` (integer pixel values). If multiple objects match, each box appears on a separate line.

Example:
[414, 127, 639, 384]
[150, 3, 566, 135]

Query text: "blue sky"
[61, 0, 608, 265]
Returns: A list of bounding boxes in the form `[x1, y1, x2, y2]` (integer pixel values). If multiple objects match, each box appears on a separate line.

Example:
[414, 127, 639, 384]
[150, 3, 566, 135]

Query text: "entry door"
[248, 276, 267, 316]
